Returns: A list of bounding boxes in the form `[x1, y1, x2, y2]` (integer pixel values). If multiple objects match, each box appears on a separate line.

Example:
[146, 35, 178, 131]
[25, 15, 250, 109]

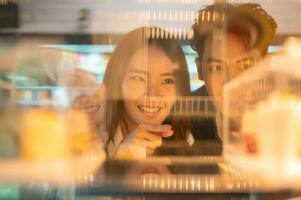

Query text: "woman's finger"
[139, 123, 173, 138]
[140, 123, 171, 133]
[136, 131, 162, 147]
[162, 130, 174, 138]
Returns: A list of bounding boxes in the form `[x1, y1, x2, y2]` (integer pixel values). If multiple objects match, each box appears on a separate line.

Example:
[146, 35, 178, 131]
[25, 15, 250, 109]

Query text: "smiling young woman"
[102, 27, 192, 158]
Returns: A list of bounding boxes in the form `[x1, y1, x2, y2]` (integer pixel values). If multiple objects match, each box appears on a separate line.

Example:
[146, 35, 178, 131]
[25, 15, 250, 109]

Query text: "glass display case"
[1, 0, 301, 199]
[223, 38, 301, 189]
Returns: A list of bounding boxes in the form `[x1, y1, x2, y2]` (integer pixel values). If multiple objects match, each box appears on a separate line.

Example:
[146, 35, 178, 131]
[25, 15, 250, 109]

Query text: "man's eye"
[239, 61, 254, 71]
[130, 76, 144, 81]
[237, 57, 255, 71]
[162, 78, 175, 84]
[209, 65, 224, 72]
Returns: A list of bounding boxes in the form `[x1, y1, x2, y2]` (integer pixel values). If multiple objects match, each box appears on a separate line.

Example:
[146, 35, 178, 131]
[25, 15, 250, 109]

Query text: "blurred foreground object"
[223, 37, 301, 189]
[0, 108, 105, 185]
[21, 109, 103, 159]
[21, 109, 68, 160]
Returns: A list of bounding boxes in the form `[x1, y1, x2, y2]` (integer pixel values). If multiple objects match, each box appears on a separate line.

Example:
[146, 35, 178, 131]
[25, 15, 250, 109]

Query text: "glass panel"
[0, 0, 301, 199]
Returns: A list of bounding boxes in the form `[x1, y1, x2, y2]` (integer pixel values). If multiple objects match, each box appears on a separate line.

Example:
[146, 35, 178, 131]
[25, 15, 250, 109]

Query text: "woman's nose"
[145, 81, 159, 97]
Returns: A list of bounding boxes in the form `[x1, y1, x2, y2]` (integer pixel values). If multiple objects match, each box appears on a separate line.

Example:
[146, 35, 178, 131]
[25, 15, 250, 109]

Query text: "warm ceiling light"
[0, 0, 8, 5]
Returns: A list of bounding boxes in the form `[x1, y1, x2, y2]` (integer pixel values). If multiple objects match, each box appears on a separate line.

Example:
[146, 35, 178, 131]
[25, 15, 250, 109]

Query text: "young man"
[189, 3, 277, 143]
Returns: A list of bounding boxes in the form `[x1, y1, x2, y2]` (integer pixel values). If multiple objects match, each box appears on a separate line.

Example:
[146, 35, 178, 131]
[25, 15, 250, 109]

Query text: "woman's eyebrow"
[128, 70, 174, 76]
[160, 72, 174, 76]
[207, 57, 224, 63]
[128, 69, 148, 75]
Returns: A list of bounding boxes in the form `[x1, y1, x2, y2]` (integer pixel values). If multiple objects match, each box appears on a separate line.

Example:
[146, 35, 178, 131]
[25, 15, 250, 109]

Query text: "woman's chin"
[138, 117, 166, 125]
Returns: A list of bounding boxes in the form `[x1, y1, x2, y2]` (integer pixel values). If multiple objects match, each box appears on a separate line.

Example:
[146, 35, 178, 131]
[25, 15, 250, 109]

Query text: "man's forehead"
[203, 33, 248, 59]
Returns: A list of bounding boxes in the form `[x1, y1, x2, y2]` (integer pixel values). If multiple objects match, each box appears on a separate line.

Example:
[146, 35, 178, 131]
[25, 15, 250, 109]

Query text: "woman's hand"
[115, 124, 173, 159]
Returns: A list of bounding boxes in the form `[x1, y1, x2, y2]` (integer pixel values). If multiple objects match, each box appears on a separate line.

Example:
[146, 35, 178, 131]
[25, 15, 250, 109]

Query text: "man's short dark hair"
[190, 3, 277, 58]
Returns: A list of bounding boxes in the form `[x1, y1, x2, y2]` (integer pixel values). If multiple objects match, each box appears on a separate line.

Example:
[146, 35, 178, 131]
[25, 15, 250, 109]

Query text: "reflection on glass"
[1, 0, 301, 197]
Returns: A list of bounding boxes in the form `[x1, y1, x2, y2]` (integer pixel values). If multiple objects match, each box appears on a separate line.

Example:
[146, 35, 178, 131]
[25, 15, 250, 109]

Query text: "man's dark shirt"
[191, 85, 209, 96]
[190, 85, 222, 155]
[158, 85, 222, 156]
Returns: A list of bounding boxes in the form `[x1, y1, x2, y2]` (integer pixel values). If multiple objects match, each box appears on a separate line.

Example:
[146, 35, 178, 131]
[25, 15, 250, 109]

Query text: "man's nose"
[227, 67, 242, 82]
[223, 68, 233, 83]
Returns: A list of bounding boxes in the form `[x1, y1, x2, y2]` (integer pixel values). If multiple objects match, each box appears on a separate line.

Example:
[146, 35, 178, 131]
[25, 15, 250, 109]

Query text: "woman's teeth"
[138, 105, 161, 113]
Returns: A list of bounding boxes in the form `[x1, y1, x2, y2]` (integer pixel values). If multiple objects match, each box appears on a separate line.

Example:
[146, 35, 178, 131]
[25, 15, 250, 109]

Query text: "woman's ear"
[195, 57, 203, 80]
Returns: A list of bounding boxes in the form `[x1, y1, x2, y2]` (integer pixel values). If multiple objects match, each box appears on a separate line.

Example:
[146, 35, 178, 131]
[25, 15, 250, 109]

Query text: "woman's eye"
[162, 78, 175, 84]
[129, 76, 144, 81]
[209, 65, 224, 72]
[240, 64, 250, 70]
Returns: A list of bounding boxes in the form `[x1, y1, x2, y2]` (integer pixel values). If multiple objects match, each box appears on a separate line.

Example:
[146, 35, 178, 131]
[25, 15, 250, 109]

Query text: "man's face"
[199, 33, 254, 111]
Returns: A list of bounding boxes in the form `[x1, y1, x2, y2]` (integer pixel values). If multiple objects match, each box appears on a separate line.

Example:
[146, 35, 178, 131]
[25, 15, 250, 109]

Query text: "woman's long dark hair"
[103, 27, 191, 152]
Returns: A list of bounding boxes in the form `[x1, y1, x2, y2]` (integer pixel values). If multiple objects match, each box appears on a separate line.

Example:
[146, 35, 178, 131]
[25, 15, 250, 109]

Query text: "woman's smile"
[137, 105, 162, 114]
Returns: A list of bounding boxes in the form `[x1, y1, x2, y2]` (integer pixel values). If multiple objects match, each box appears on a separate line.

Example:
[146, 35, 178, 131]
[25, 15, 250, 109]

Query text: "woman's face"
[121, 44, 177, 128]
